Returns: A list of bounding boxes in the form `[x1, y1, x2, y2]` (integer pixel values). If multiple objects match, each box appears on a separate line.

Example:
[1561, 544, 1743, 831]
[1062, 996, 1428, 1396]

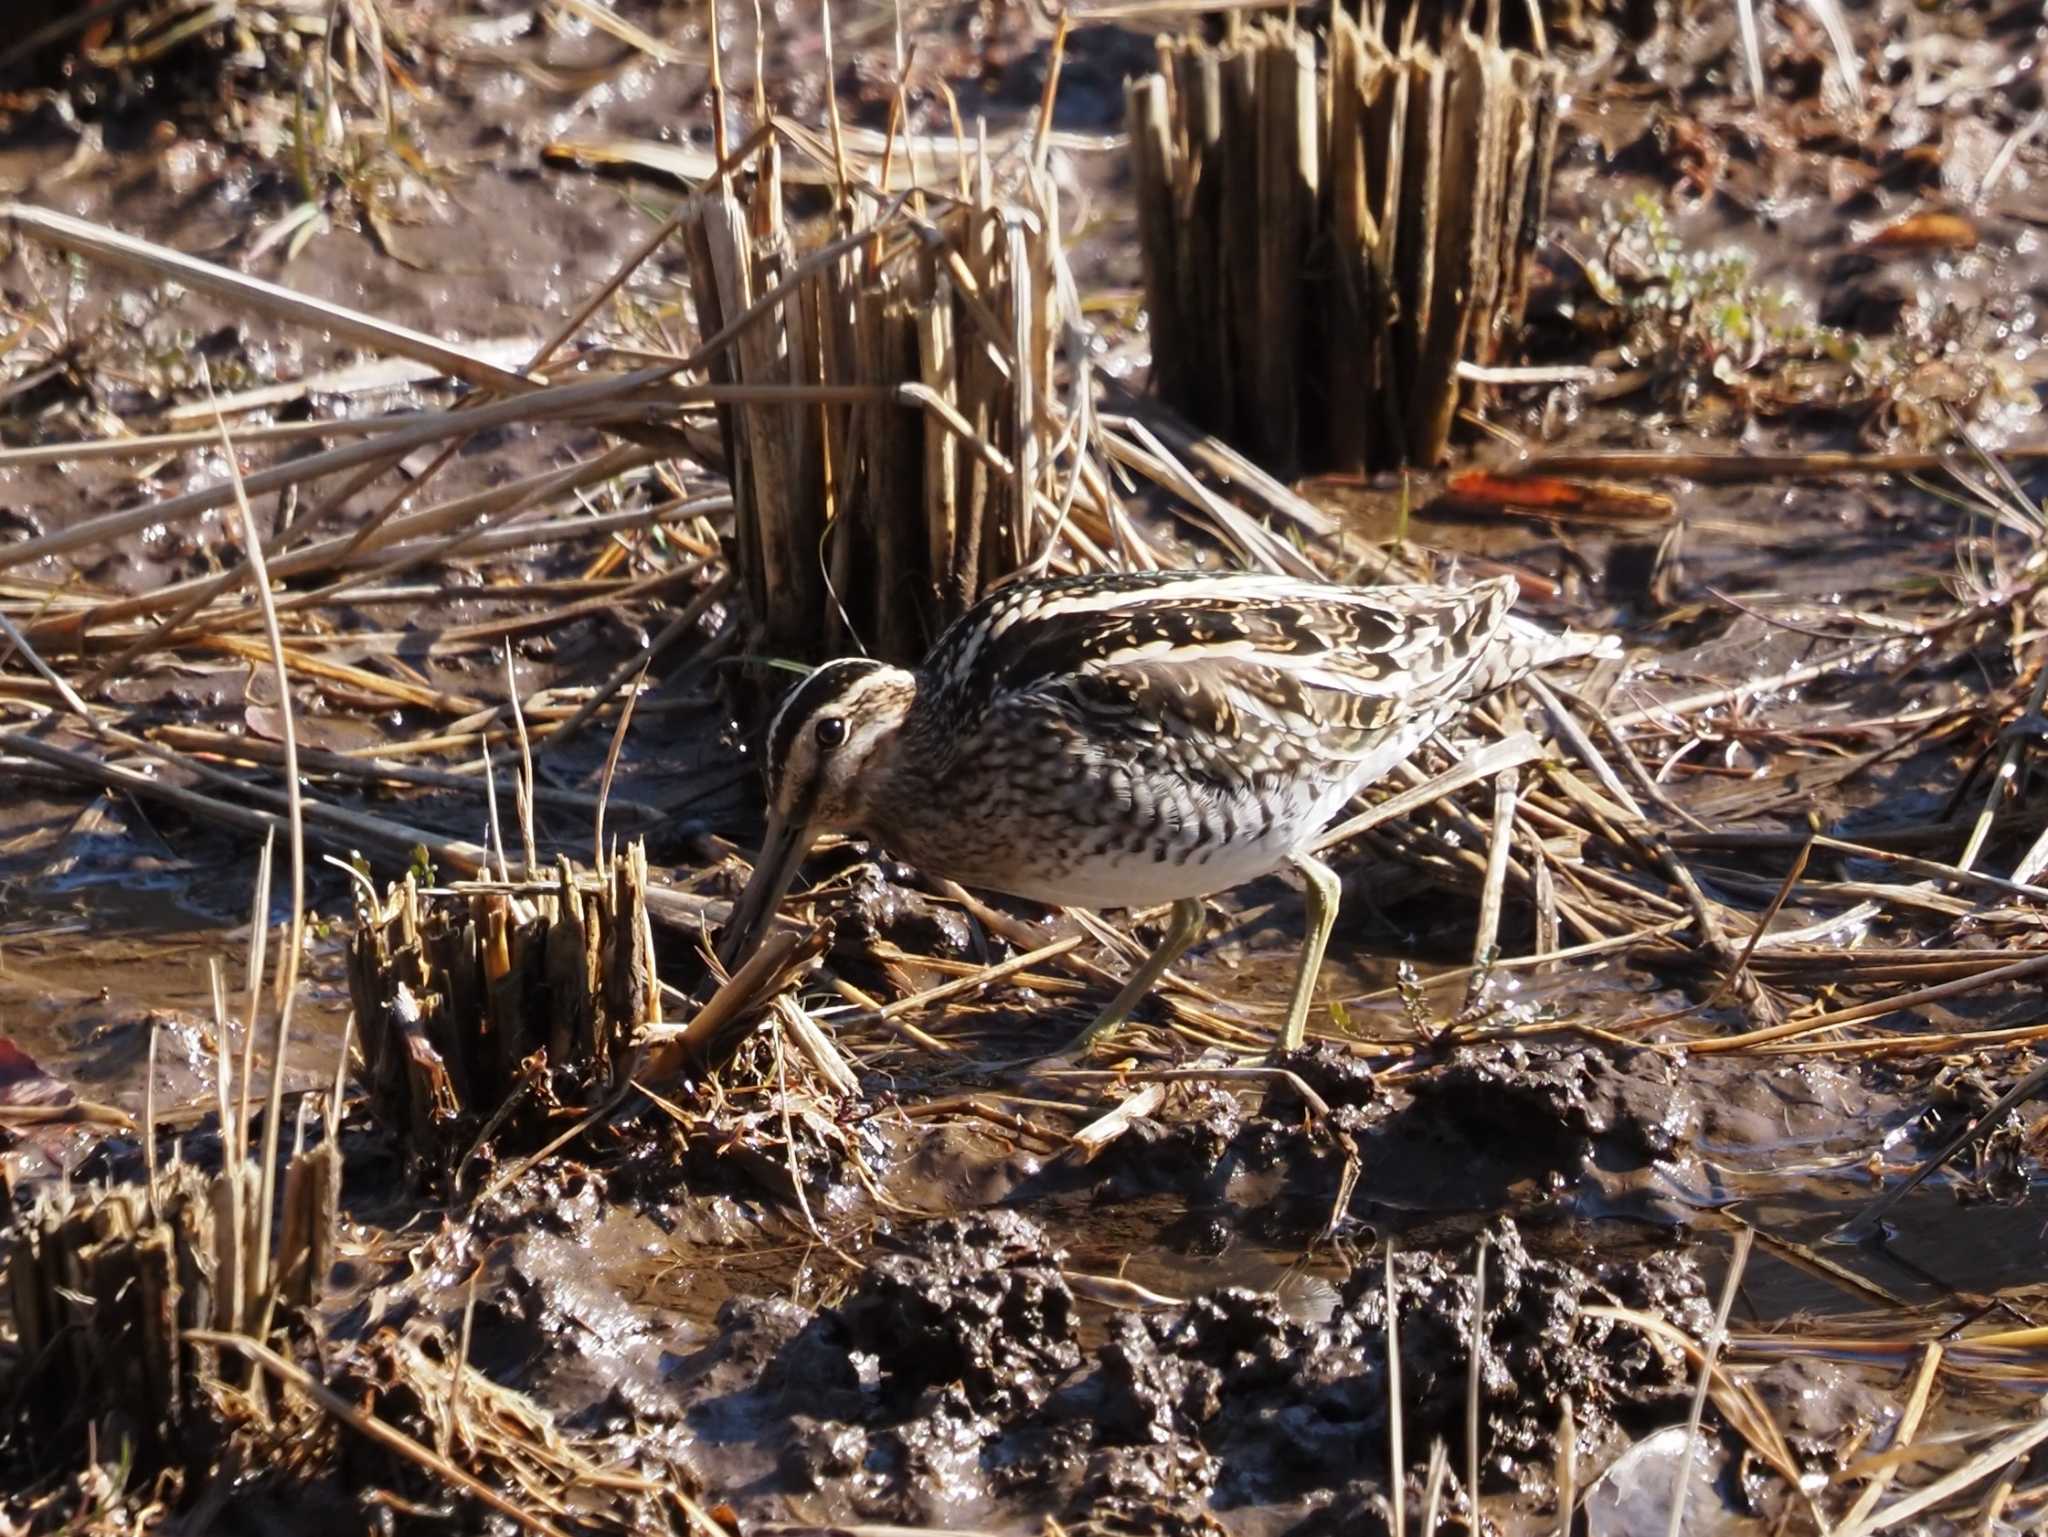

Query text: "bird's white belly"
[941, 806, 1321, 912]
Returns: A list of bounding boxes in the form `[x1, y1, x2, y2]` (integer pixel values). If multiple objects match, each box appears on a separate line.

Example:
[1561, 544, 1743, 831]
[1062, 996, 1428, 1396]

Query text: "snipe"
[718, 569, 1599, 1053]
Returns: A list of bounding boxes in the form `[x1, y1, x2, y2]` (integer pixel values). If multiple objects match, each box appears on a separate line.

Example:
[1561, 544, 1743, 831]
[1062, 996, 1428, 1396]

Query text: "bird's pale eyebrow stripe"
[765, 660, 884, 780]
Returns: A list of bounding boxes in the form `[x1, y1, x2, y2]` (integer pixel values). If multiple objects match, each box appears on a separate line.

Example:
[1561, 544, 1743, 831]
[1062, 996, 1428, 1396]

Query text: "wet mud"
[673, 1211, 1692, 1531]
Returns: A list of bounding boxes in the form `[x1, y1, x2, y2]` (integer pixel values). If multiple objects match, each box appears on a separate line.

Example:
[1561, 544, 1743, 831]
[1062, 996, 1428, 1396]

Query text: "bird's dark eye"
[815, 716, 848, 749]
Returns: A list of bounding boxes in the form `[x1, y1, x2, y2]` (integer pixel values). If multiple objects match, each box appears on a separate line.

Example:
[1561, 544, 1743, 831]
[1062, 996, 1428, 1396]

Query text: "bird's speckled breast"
[864, 703, 1353, 908]
[874, 778, 1325, 907]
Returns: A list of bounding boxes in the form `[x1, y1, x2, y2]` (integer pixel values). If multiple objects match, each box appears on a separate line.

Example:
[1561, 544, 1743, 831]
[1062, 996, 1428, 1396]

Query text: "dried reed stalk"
[681, 149, 1066, 672]
[1130, 15, 1561, 473]
[346, 844, 661, 1191]
[2, 1133, 340, 1467]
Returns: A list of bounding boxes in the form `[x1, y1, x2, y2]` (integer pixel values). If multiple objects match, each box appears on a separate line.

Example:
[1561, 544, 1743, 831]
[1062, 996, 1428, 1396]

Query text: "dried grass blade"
[504, 643, 539, 873]
[1316, 734, 1545, 852]
[0, 367, 673, 576]
[1068, 1083, 1165, 1162]
[2, 202, 532, 391]
[1831, 1401, 2048, 1537]
[1839, 1344, 1943, 1529]
[593, 661, 647, 866]
[1465, 766, 1520, 1009]
[213, 393, 305, 1330]
[1666, 1226, 1752, 1537]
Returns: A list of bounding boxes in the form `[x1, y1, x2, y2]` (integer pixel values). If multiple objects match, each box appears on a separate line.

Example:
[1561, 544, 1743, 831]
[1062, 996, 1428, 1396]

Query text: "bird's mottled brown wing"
[920, 572, 1519, 790]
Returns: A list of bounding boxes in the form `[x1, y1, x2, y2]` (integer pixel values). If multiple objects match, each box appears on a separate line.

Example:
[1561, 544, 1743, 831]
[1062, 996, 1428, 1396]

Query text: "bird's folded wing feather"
[993, 582, 1520, 785]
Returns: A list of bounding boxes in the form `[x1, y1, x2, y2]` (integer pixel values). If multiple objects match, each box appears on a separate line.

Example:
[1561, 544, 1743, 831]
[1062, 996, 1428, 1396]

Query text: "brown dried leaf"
[1867, 211, 1979, 251]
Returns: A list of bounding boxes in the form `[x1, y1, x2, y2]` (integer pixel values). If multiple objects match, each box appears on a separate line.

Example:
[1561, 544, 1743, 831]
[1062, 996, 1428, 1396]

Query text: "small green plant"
[241, 1, 441, 265]
[0, 248, 256, 431]
[1577, 193, 1831, 402]
[77, 0, 443, 266]
[1567, 194, 2037, 446]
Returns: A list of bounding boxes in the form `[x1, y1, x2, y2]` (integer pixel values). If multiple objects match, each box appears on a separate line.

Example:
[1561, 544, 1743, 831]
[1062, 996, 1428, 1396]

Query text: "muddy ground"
[3, 0, 2048, 1532]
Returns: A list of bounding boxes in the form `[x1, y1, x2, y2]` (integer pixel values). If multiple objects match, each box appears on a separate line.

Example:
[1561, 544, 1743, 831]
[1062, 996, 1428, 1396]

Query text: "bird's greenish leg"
[1061, 896, 1207, 1054]
[1280, 852, 1342, 1051]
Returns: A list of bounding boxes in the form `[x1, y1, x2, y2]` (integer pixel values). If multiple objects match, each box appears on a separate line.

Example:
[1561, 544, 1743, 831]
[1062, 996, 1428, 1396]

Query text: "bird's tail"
[1468, 606, 1621, 698]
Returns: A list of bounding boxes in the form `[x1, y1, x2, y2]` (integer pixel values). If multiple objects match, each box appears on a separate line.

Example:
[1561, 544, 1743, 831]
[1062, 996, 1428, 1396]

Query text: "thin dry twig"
[1666, 1226, 1753, 1537]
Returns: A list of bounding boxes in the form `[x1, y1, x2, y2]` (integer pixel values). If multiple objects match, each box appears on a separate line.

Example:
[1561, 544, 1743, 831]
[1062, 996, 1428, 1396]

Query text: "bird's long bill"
[717, 809, 816, 973]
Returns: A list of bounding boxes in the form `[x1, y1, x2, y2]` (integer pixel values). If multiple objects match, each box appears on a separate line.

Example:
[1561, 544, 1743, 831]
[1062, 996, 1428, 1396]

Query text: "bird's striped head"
[719, 657, 917, 970]
[760, 657, 918, 832]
